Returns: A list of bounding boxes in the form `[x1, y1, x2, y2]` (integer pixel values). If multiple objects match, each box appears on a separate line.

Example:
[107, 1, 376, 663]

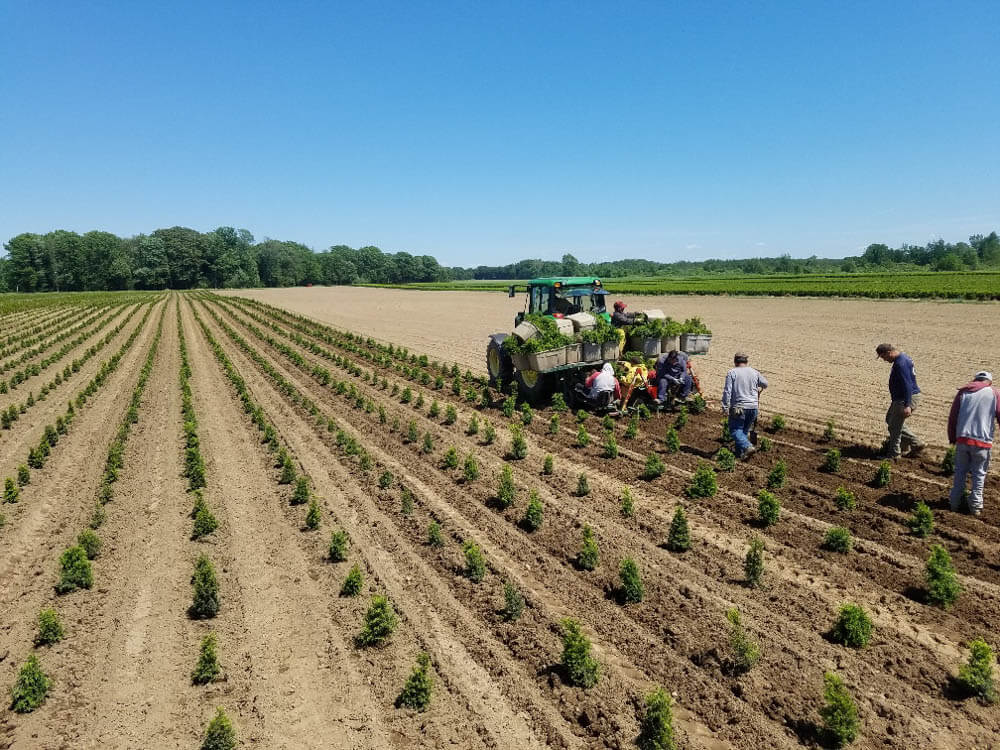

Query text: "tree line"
[2, 227, 997, 292]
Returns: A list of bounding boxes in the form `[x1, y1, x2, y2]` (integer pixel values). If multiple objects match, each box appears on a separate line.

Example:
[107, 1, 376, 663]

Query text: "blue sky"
[2, 1, 997, 266]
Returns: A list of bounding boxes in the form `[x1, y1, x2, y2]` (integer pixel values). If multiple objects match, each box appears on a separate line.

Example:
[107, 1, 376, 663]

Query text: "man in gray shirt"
[721, 352, 768, 460]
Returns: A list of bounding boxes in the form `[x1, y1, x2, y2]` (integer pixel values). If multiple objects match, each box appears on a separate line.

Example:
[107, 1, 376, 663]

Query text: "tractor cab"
[510, 277, 611, 326]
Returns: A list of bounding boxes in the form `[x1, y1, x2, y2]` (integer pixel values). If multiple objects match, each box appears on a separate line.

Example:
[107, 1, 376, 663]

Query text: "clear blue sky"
[2, 1, 997, 266]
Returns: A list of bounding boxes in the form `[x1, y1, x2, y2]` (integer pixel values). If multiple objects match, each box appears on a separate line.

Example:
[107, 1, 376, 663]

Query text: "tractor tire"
[515, 368, 551, 405]
[486, 338, 512, 388]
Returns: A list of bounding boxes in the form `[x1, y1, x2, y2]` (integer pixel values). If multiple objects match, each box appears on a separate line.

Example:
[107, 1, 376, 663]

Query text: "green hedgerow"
[941, 445, 956, 474]
[925, 544, 962, 608]
[201, 707, 237, 750]
[548, 413, 560, 435]
[744, 537, 765, 588]
[822, 448, 842, 473]
[291, 476, 310, 505]
[56, 545, 93, 594]
[551, 393, 568, 412]
[401, 487, 414, 515]
[726, 607, 761, 673]
[716, 447, 736, 472]
[602, 431, 619, 459]
[17, 464, 30, 487]
[442, 446, 459, 469]
[523, 490, 543, 531]
[576, 473, 590, 497]
[956, 638, 997, 703]
[576, 424, 591, 448]
[624, 414, 639, 439]
[874, 460, 891, 488]
[686, 462, 717, 499]
[509, 423, 528, 459]
[35, 608, 65, 646]
[357, 595, 398, 647]
[190, 555, 220, 619]
[908, 502, 934, 538]
[191, 633, 221, 685]
[643, 452, 665, 480]
[637, 687, 676, 750]
[463, 541, 486, 582]
[341, 563, 363, 596]
[819, 672, 859, 748]
[77, 529, 102, 559]
[560, 618, 599, 688]
[577, 525, 599, 570]
[466, 414, 480, 435]
[834, 486, 856, 511]
[620, 487, 635, 518]
[4, 477, 19, 503]
[462, 453, 480, 482]
[770, 414, 786, 432]
[496, 464, 516, 508]
[482, 421, 496, 445]
[618, 557, 644, 604]
[305, 496, 322, 530]
[766, 459, 787, 490]
[501, 580, 525, 622]
[427, 521, 444, 547]
[666, 505, 690, 552]
[823, 526, 853, 553]
[542, 453, 554, 475]
[396, 652, 433, 711]
[757, 490, 780, 527]
[664, 426, 680, 454]
[328, 528, 350, 562]
[9, 653, 51, 713]
[830, 603, 874, 648]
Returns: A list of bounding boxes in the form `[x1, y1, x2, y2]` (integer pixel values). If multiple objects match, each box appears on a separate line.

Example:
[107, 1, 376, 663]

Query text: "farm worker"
[654, 350, 692, 405]
[584, 362, 621, 401]
[875, 343, 925, 458]
[946, 371, 999, 517]
[611, 301, 637, 327]
[721, 352, 768, 460]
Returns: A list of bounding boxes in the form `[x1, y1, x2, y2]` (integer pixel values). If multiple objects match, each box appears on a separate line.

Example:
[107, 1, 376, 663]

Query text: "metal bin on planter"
[680, 333, 711, 354]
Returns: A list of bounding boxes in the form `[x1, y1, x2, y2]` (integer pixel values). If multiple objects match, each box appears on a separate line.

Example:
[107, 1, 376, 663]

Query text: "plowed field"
[2, 289, 997, 749]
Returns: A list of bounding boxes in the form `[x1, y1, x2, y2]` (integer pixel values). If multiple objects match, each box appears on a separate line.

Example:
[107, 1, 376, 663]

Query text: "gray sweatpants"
[949, 443, 991, 512]
[885, 394, 922, 455]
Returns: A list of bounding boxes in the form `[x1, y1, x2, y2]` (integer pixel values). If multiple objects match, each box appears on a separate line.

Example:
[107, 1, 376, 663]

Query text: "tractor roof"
[528, 277, 603, 288]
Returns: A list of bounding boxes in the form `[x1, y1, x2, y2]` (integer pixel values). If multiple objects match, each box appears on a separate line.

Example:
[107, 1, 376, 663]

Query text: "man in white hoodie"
[947, 370, 1000, 517]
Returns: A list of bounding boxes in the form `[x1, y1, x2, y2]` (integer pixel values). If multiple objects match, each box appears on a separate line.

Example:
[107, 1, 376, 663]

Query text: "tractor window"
[531, 286, 551, 314]
[589, 294, 607, 314]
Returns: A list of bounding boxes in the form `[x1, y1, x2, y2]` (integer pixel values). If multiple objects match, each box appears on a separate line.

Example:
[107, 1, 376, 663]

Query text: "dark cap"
[734, 352, 749, 363]
[875, 343, 894, 357]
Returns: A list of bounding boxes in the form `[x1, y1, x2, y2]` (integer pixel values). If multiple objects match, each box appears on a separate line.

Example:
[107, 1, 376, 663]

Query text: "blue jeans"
[949, 443, 990, 512]
[728, 408, 757, 456]
[657, 374, 692, 401]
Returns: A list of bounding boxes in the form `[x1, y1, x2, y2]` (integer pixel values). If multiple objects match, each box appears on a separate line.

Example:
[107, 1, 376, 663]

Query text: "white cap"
[974, 371, 993, 382]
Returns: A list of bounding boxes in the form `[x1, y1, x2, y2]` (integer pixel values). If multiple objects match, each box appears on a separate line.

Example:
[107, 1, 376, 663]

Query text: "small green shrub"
[908, 502, 934, 538]
[666, 505, 690, 552]
[941, 445, 956, 474]
[520, 403, 533, 425]
[190, 555, 220, 619]
[822, 448, 841, 473]
[462, 453, 480, 481]
[508, 424, 528, 459]
[444, 404, 458, 425]
[548, 413, 560, 435]
[601, 414, 615, 431]
[523, 490, 543, 531]
[577, 525, 599, 570]
[406, 420, 419, 443]
[757, 490, 780, 527]
[834, 486, 856, 510]
[819, 672, 859, 748]
[463, 541, 486, 582]
[686, 462, 717, 498]
[542, 454, 554, 475]
[689, 394, 707, 414]
[192, 633, 221, 685]
[637, 403, 651, 421]
[830, 603, 874, 648]
[482, 421, 496, 445]
[427, 521, 444, 547]
[401, 488, 414, 515]
[428, 399, 440, 418]
[624, 415, 639, 439]
[874, 460, 891, 488]
[618, 557, 644, 603]
[378, 470, 394, 489]
[502, 395, 516, 418]
[501, 581, 525, 622]
[770, 414, 786, 432]
[77, 529, 102, 559]
[305, 497, 321, 530]
[602, 431, 618, 459]
[341, 563, 363, 596]
[643, 452, 665, 480]
[576, 408, 588, 424]
[56, 545, 93, 594]
[823, 526, 852, 553]
[551, 393, 568, 412]
[720, 417, 732, 443]
[201, 706, 237, 750]
[396, 652, 433, 711]
[466, 414, 480, 435]
[442, 446, 459, 469]
[496, 464, 516, 508]
[766, 459, 787, 490]
[356, 595, 398, 647]
[664, 426, 680, 453]
[35, 608, 65, 646]
[400, 386, 412, 404]
[716, 447, 736, 472]
[560, 618, 599, 688]
[3, 477, 18, 503]
[421, 431, 434, 454]
[823, 419, 836, 442]
[925, 544, 962, 608]
[637, 687, 676, 750]
[9, 653, 50, 713]
[576, 425, 591, 448]
[956, 638, 997, 704]
[328, 528, 350, 562]
[89, 502, 106, 530]
[279, 453, 296, 484]
[620, 487, 635, 518]
[758, 436, 773, 452]
[17, 464, 30, 487]
[744, 537, 765, 588]
[576, 473, 590, 497]
[673, 406, 688, 430]
[192, 503, 219, 540]
[291, 476, 310, 505]
[726, 607, 761, 673]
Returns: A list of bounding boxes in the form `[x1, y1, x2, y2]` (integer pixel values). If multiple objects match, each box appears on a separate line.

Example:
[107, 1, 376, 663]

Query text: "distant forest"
[2, 227, 998, 292]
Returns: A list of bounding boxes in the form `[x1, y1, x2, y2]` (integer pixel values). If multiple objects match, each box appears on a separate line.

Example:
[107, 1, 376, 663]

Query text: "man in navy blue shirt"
[876, 343, 925, 458]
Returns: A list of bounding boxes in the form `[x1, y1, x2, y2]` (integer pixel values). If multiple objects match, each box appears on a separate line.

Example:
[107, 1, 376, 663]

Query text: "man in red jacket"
[947, 370, 1000, 517]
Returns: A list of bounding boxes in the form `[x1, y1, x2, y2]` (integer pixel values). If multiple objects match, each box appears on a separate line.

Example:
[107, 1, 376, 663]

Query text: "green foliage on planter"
[823, 526, 852, 553]
[577, 525, 599, 570]
[822, 448, 842, 473]
[620, 487, 635, 518]
[328, 529, 350, 562]
[9, 653, 50, 713]
[190, 555, 220, 619]
[874, 460, 891, 488]
[686, 462, 717, 498]
[925, 544, 962, 608]
[830, 603, 874, 648]
[35, 608, 65, 646]
[523, 490, 543, 531]
[396, 652, 433, 711]
[819, 672, 859, 748]
[716, 447, 736, 472]
[4, 477, 19, 503]
[560, 618, 599, 688]
[744, 537, 765, 588]
[726, 607, 761, 673]
[56, 545, 93, 594]
[77, 529, 102, 559]
[957, 638, 997, 703]
[341, 563, 363, 596]
[637, 687, 676, 750]
[542, 454, 554, 475]
[766, 459, 787, 490]
[834, 486, 856, 510]
[201, 706, 237, 750]
[192, 633, 221, 685]
[757, 490, 780, 527]
[619, 558, 644, 603]
[666, 505, 690, 552]
[463, 541, 486, 582]
[427, 521, 444, 547]
[501, 581, 525, 622]
[664, 426, 680, 454]
[908, 502, 934, 538]
[356, 595, 398, 647]
[643, 452, 665, 480]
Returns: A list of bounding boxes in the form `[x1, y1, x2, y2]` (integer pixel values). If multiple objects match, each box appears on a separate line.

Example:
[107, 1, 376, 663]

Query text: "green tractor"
[487, 277, 612, 404]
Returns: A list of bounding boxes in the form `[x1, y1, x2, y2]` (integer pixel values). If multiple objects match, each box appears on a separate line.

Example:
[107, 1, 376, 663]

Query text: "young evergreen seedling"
[421, 431, 434, 454]
[908, 502, 934, 537]
[192, 500, 219, 539]
[427, 521, 444, 547]
[770, 414, 786, 432]
[56, 545, 93, 594]
[201, 706, 237, 750]
[400, 386, 412, 404]
[328, 528, 350, 562]
[620, 487, 635, 518]
[442, 446, 459, 469]
[341, 563, 363, 596]
[637, 403, 651, 421]
[3, 477, 18, 503]
[834, 486, 856, 510]
[602, 431, 619, 459]
[720, 417, 732, 443]
[462, 452, 480, 482]
[378, 470, 394, 490]
[77, 529, 102, 559]
[378, 405, 387, 424]
[501, 580, 525, 621]
[744, 537, 765, 588]
[548, 413, 560, 435]
[757, 490, 780, 527]
[560, 618, 599, 688]
[406, 420, 419, 443]
[356, 595, 398, 647]
[666, 505, 691, 552]
[823, 448, 842, 473]
[192, 633, 221, 685]
[502, 396, 516, 418]
[941, 445, 956, 474]
[89, 501, 106, 529]
[726, 607, 761, 673]
[291, 476, 310, 505]
[428, 399, 440, 418]
[637, 687, 676, 750]
[823, 526, 853, 553]
[523, 490, 543, 531]
[279, 453, 296, 484]
[716, 447, 736, 472]
[956, 638, 997, 704]
[673, 406, 688, 431]
[495, 464, 516, 508]
[766, 459, 787, 490]
[400, 487, 414, 515]
[396, 652, 433, 711]
[686, 462, 717, 498]
[925, 544, 962, 608]
[35, 608, 65, 646]
[508, 423, 528, 459]
[823, 419, 836, 442]
[819, 672, 859, 748]
[618, 557, 644, 603]
[9, 653, 51, 713]
[444, 404, 458, 425]
[551, 393, 568, 412]
[874, 459, 891, 488]
[17, 464, 30, 487]
[542, 453, 554, 475]
[576, 424, 591, 448]
[482, 421, 496, 445]
[466, 414, 480, 435]
[305, 496, 322, 530]
[758, 436, 773, 452]
[689, 394, 707, 414]
[463, 541, 486, 582]
[577, 525, 599, 570]
[643, 452, 665, 480]
[601, 414, 615, 431]
[830, 603, 874, 648]
[664, 426, 680, 454]
[190, 555, 220, 619]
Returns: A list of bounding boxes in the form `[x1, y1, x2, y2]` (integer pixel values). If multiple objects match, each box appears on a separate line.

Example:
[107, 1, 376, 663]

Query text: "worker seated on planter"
[654, 350, 692, 406]
[611, 301, 637, 327]
[574, 362, 621, 410]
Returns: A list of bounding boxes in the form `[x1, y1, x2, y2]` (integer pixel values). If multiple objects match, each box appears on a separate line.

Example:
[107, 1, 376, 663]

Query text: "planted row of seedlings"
[0, 304, 89, 362]
[9, 301, 166, 717]
[0, 303, 109, 378]
[207, 298, 996, 748]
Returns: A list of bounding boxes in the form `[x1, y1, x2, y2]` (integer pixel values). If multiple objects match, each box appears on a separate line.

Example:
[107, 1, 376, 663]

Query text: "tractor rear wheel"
[515, 368, 550, 405]
[486, 339, 512, 388]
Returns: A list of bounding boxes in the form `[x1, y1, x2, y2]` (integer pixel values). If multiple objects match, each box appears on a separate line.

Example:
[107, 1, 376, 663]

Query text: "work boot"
[907, 443, 925, 457]
[741, 446, 757, 461]
[876, 451, 901, 461]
